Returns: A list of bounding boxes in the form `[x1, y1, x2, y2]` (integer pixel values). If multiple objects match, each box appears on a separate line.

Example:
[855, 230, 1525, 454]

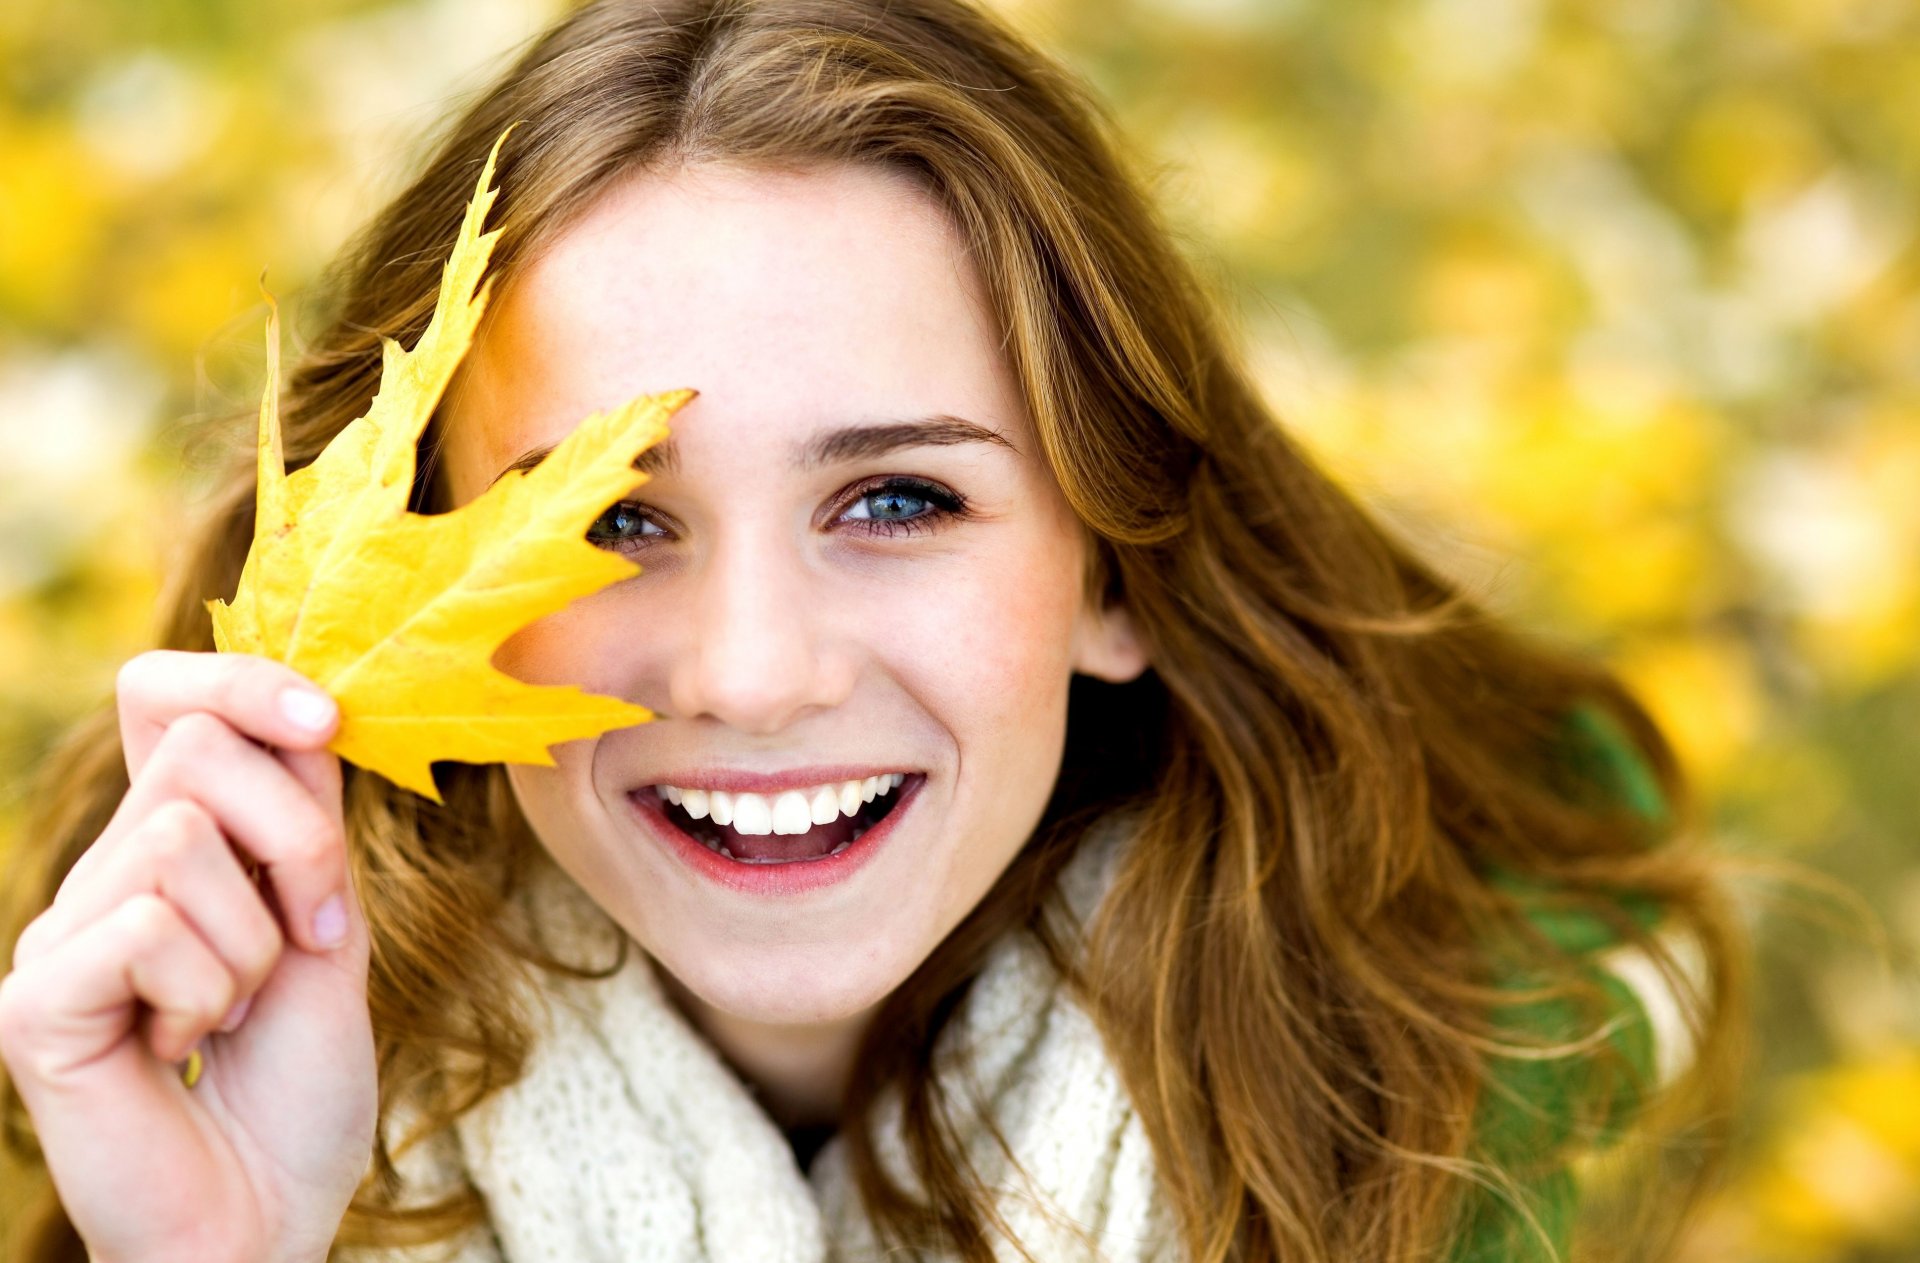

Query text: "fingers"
[276, 743, 347, 841]
[19, 802, 285, 1033]
[0, 893, 235, 1087]
[71, 712, 349, 956]
[116, 650, 338, 784]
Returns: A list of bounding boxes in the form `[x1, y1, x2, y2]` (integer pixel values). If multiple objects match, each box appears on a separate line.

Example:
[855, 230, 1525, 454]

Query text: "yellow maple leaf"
[205, 126, 694, 804]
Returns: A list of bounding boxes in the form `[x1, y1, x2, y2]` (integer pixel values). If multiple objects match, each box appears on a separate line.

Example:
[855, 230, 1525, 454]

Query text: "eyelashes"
[835, 476, 970, 539]
[584, 475, 972, 555]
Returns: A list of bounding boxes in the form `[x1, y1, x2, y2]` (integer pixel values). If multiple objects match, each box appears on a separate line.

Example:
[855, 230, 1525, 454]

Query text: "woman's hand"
[0, 650, 378, 1263]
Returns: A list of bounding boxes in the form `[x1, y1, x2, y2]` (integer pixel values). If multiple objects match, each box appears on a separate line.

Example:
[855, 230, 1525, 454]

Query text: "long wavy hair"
[2, 1, 1749, 1260]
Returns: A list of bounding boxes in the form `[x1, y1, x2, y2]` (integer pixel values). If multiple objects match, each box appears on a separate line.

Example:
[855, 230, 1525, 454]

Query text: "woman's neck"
[655, 965, 878, 1132]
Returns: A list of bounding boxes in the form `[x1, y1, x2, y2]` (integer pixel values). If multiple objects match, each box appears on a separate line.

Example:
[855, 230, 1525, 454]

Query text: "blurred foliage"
[1, 0, 1916, 1257]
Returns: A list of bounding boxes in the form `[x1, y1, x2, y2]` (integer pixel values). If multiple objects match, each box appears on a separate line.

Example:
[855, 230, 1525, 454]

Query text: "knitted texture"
[343, 807, 1183, 1263]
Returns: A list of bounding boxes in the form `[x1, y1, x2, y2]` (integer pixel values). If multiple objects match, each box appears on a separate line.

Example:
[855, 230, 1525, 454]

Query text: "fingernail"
[279, 687, 337, 732]
[313, 894, 347, 949]
[219, 995, 253, 1032]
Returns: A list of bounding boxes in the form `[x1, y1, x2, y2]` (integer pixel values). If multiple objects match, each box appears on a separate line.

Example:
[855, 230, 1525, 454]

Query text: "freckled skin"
[438, 160, 1147, 1127]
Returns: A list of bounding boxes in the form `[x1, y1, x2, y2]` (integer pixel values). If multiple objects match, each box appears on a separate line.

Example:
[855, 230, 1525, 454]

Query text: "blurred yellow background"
[2, 0, 1915, 1257]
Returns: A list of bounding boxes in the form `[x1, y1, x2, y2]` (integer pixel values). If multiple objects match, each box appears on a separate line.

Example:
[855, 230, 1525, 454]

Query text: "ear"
[1071, 597, 1150, 684]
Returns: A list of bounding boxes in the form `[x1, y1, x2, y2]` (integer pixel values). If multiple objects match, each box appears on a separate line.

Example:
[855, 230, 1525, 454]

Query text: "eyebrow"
[485, 414, 1014, 489]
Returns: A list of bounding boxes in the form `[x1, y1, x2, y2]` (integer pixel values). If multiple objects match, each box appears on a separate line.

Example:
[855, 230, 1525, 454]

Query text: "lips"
[627, 773, 924, 896]
[654, 781, 906, 861]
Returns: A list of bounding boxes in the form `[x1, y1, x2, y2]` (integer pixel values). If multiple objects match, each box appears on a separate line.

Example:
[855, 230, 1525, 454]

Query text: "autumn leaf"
[205, 126, 694, 804]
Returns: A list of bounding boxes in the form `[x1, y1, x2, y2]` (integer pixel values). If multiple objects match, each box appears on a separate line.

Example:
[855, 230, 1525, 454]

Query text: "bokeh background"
[2, 0, 1916, 1257]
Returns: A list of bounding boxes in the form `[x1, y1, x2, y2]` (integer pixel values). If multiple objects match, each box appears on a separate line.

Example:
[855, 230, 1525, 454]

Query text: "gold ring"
[179, 1046, 203, 1088]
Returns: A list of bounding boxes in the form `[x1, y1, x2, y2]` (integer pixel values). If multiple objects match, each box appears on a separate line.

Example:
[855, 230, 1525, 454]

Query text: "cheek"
[506, 761, 626, 913]
[490, 608, 627, 782]
[876, 537, 1086, 728]
[493, 604, 607, 690]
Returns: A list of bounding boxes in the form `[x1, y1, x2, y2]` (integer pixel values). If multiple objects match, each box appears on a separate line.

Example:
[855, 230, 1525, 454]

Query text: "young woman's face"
[438, 160, 1146, 1031]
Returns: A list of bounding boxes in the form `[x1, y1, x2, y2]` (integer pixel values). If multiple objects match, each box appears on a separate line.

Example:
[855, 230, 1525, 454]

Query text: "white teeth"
[732, 793, 774, 835]
[654, 774, 909, 828]
[770, 791, 813, 835]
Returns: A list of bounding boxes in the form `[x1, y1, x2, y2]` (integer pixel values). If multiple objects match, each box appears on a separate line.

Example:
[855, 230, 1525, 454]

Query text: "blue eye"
[585, 502, 668, 553]
[845, 485, 931, 523]
[838, 478, 969, 538]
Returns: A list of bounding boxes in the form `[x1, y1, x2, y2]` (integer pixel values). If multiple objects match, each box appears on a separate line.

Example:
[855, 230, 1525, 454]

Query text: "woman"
[0, 1, 1744, 1260]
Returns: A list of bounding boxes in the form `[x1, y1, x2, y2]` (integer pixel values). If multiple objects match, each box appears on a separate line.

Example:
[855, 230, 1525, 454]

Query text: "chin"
[655, 938, 907, 1027]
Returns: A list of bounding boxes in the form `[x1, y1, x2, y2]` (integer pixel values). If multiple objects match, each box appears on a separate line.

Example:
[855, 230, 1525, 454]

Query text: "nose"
[664, 531, 855, 733]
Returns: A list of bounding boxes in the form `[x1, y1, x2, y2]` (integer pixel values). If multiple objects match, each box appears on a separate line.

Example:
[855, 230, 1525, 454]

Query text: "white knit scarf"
[348, 807, 1182, 1263]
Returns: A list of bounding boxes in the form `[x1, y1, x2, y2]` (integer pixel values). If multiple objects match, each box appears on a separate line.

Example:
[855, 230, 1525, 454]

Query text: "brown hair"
[3, 1, 1749, 1259]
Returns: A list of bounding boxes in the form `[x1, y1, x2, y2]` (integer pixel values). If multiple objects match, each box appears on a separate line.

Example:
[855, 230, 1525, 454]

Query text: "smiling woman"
[422, 158, 1151, 1119]
[0, 2, 1744, 1262]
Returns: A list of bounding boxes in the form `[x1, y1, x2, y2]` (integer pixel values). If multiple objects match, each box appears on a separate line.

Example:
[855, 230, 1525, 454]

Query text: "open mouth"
[646, 773, 920, 864]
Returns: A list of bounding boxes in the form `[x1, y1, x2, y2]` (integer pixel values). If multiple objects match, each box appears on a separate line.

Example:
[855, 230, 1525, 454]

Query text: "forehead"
[440, 159, 1020, 494]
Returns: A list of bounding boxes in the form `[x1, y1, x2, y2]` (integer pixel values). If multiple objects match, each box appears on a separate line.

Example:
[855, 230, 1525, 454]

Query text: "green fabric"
[1444, 701, 1670, 1263]
[1447, 1165, 1581, 1263]
[1556, 701, 1672, 831]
